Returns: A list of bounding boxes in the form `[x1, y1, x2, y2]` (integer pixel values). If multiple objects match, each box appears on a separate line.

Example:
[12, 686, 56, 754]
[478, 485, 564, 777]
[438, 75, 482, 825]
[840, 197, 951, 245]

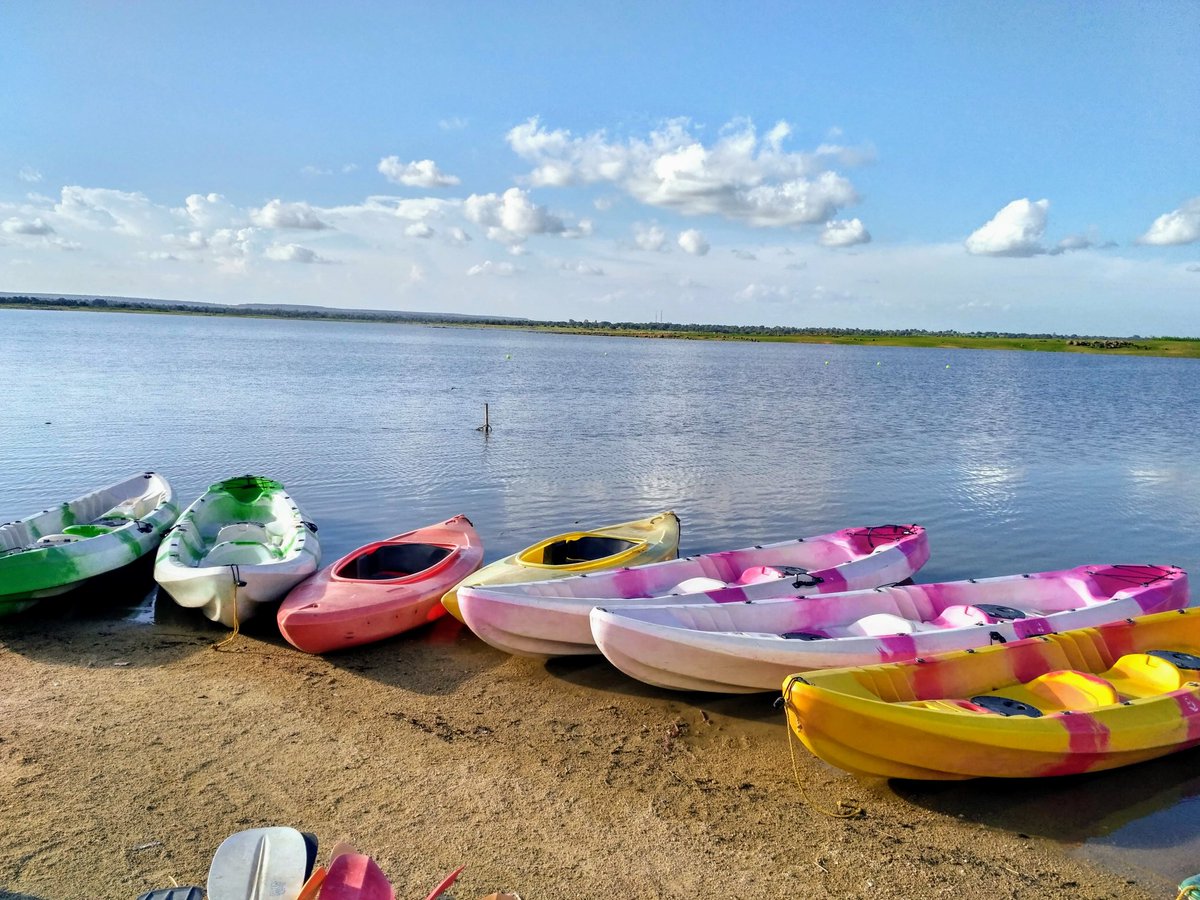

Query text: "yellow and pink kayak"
[441, 511, 679, 623]
[278, 514, 482, 654]
[784, 603, 1200, 780]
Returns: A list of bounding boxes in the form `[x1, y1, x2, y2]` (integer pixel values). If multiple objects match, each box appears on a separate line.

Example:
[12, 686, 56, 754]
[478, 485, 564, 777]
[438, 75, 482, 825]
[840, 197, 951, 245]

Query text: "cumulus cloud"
[163, 230, 209, 250]
[445, 226, 471, 244]
[560, 260, 605, 276]
[264, 242, 331, 264]
[18, 166, 42, 184]
[1138, 197, 1200, 246]
[405, 222, 434, 238]
[2, 216, 55, 236]
[378, 157, 461, 188]
[466, 260, 518, 276]
[678, 229, 710, 256]
[55, 186, 165, 236]
[179, 193, 239, 230]
[463, 187, 564, 245]
[251, 199, 331, 230]
[633, 223, 667, 251]
[506, 116, 864, 227]
[732, 249, 757, 260]
[819, 218, 871, 247]
[964, 198, 1049, 257]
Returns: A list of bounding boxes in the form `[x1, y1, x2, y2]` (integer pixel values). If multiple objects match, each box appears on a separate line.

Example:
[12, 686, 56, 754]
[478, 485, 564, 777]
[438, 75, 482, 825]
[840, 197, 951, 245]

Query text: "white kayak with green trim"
[154, 476, 321, 627]
[0, 471, 178, 616]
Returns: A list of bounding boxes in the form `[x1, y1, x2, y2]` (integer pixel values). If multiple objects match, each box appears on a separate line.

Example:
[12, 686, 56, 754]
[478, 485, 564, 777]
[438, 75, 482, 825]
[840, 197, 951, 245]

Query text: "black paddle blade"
[137, 888, 204, 900]
[302, 831, 319, 879]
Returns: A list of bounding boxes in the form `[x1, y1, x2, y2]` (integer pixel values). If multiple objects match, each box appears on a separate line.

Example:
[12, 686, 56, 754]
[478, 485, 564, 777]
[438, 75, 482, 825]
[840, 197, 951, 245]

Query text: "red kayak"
[278, 515, 483, 654]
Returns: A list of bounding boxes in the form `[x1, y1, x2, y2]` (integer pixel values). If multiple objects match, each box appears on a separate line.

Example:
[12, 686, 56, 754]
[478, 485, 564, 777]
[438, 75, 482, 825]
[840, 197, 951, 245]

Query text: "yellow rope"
[783, 689, 864, 819]
[212, 567, 241, 651]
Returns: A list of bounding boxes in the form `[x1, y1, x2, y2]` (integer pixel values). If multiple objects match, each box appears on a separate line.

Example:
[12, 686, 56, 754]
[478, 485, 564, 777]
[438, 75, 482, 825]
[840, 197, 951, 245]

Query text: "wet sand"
[0, 588, 1172, 900]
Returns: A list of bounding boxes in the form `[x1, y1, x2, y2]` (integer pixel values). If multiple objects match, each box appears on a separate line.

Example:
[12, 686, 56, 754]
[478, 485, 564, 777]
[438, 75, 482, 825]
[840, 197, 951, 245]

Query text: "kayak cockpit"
[338, 542, 454, 581]
[521, 535, 640, 567]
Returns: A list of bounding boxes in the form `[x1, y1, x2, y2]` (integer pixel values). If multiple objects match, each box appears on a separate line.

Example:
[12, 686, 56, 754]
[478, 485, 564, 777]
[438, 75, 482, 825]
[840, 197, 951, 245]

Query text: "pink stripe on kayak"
[708, 585, 750, 604]
[610, 567, 653, 599]
[877, 633, 918, 663]
[1172, 691, 1200, 745]
[1038, 713, 1111, 776]
[1013, 617, 1054, 639]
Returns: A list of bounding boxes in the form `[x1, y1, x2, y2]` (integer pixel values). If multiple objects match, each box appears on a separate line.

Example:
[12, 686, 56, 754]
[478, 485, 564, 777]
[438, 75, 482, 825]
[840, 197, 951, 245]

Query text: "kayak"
[592, 564, 1188, 692]
[458, 524, 928, 658]
[154, 476, 321, 627]
[441, 510, 680, 622]
[277, 514, 483, 654]
[0, 471, 177, 615]
[783, 604, 1200, 780]
[320, 853, 394, 900]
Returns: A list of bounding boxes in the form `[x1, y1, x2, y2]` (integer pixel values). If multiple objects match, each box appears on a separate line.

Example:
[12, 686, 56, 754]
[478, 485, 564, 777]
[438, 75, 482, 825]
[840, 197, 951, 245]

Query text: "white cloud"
[378, 157, 461, 188]
[439, 117, 468, 131]
[301, 165, 332, 177]
[678, 229, 710, 256]
[561, 260, 605, 276]
[1048, 233, 1098, 255]
[405, 222, 434, 238]
[463, 187, 564, 245]
[819, 218, 871, 248]
[732, 249, 757, 260]
[264, 242, 331, 264]
[1138, 197, 1200, 246]
[735, 283, 796, 304]
[466, 260, 518, 276]
[445, 226, 471, 244]
[2, 216, 55, 236]
[18, 166, 42, 184]
[55, 186, 165, 236]
[964, 198, 1049, 257]
[163, 229, 209, 250]
[180, 193, 239, 230]
[342, 163, 359, 174]
[506, 116, 863, 227]
[633, 223, 667, 251]
[251, 199, 331, 230]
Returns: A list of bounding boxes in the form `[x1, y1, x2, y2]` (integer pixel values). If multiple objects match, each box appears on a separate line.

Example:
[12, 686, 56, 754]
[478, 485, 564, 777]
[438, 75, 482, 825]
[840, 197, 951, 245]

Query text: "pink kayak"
[278, 515, 483, 654]
[318, 853, 394, 899]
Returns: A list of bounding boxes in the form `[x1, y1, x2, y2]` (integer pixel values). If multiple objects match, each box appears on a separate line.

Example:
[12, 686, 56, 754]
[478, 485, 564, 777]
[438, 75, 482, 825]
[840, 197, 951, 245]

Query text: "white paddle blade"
[207, 826, 310, 900]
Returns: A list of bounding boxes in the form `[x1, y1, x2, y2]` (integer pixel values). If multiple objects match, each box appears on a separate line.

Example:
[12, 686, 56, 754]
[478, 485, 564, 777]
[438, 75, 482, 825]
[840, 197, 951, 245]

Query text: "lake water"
[3, 307, 1200, 885]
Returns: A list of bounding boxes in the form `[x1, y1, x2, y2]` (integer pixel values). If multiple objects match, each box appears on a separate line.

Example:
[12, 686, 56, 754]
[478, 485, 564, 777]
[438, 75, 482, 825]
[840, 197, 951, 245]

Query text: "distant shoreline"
[4, 293, 1199, 358]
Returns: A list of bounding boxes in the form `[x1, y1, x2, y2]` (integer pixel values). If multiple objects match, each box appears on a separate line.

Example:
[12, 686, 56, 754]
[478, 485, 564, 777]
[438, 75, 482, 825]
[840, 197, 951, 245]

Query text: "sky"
[2, 2, 1198, 335]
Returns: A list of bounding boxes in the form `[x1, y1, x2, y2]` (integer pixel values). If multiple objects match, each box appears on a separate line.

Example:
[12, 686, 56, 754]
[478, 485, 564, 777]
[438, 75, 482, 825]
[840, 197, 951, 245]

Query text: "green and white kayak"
[0, 471, 178, 616]
[154, 476, 321, 627]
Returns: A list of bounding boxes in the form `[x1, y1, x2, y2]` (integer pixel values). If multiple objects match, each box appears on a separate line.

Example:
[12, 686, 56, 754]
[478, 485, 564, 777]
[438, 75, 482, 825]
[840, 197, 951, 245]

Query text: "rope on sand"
[212, 566, 242, 652]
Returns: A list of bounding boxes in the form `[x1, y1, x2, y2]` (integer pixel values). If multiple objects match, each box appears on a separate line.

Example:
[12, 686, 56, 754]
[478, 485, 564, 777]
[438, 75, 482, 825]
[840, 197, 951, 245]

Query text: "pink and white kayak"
[277, 515, 483, 654]
[457, 524, 929, 657]
[590, 564, 1189, 693]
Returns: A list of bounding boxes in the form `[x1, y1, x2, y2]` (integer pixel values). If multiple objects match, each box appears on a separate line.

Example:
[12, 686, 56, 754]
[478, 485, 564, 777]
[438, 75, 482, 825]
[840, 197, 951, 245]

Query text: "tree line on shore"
[0, 293, 1174, 342]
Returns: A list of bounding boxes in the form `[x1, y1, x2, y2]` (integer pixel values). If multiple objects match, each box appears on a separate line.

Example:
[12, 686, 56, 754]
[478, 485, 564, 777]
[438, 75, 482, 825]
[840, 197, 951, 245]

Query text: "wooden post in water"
[476, 403, 492, 434]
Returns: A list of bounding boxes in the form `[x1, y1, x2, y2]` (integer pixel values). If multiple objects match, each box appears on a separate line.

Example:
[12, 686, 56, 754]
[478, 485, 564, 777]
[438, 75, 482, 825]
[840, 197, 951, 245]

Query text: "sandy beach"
[0, 573, 1170, 900]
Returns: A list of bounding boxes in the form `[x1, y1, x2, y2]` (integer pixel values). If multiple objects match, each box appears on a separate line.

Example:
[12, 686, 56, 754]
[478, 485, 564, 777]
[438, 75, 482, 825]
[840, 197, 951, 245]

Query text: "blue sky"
[2, 2, 1198, 334]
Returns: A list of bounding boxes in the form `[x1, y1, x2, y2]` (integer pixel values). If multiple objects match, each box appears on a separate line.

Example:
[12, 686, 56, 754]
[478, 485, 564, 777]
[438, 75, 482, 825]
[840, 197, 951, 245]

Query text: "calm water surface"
[3, 308, 1200, 884]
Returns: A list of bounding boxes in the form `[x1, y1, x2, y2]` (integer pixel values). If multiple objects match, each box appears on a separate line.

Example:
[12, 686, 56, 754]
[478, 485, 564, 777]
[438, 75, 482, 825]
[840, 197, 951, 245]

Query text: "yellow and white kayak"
[783, 606, 1200, 780]
[441, 511, 679, 623]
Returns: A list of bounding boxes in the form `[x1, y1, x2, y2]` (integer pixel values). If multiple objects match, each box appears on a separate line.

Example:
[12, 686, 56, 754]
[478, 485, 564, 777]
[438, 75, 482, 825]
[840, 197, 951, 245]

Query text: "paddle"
[136, 888, 204, 900]
[206, 826, 311, 900]
[423, 864, 465, 900]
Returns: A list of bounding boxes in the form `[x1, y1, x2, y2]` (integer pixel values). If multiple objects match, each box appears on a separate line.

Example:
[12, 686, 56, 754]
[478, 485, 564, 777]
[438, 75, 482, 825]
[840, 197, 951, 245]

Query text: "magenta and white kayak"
[457, 524, 928, 657]
[590, 564, 1189, 693]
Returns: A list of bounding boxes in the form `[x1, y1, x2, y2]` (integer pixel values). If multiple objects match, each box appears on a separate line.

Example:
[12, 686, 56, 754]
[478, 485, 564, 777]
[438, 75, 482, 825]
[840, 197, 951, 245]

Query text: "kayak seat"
[1102, 653, 1192, 698]
[928, 605, 997, 629]
[1024, 670, 1119, 710]
[847, 613, 919, 637]
[202, 540, 277, 567]
[669, 576, 729, 594]
[215, 522, 272, 546]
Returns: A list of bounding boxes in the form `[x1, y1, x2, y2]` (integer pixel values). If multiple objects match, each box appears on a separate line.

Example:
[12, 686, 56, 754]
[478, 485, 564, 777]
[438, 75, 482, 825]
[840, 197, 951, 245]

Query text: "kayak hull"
[278, 515, 483, 654]
[459, 524, 927, 658]
[784, 606, 1200, 780]
[154, 476, 321, 627]
[592, 564, 1189, 692]
[441, 511, 679, 622]
[0, 472, 177, 614]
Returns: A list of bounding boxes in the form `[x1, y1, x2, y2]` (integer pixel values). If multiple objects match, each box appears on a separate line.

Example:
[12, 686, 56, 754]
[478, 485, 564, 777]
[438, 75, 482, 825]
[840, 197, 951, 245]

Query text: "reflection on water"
[3, 309, 1200, 882]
